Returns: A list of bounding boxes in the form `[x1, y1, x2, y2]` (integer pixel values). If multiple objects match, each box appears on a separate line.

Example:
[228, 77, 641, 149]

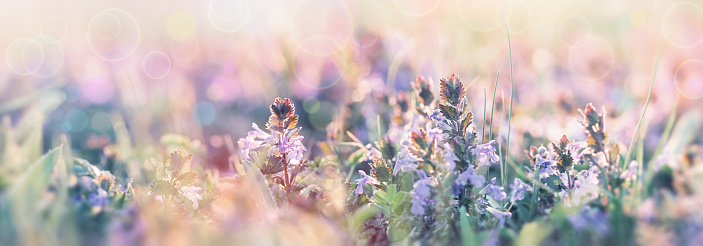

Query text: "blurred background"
[1, 0, 702, 169]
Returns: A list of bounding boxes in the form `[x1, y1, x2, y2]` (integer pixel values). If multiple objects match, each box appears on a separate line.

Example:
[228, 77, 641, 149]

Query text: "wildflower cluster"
[149, 149, 204, 211]
[73, 158, 132, 212]
[238, 97, 310, 193]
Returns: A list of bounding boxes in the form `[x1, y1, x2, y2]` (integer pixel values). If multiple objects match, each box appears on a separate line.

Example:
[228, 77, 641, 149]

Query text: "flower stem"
[505, 24, 515, 189]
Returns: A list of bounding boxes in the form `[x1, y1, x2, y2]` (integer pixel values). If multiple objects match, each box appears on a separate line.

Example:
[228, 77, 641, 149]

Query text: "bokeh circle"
[558, 15, 592, 47]
[674, 60, 703, 99]
[6, 38, 43, 75]
[661, 2, 703, 48]
[143, 51, 171, 79]
[208, 0, 250, 32]
[289, 0, 352, 56]
[352, 23, 378, 48]
[31, 36, 64, 77]
[170, 33, 199, 61]
[292, 37, 347, 89]
[496, 0, 532, 34]
[568, 37, 614, 81]
[87, 9, 141, 61]
[192, 101, 217, 126]
[392, 0, 441, 17]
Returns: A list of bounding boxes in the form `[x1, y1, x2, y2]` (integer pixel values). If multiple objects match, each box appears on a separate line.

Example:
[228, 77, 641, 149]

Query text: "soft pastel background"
[1, 0, 702, 178]
[1, 1, 703, 246]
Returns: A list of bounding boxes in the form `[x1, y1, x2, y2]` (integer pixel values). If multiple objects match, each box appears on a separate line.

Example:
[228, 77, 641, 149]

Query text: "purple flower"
[456, 168, 485, 187]
[472, 140, 499, 167]
[238, 123, 271, 159]
[393, 147, 419, 175]
[567, 206, 609, 236]
[620, 161, 637, 179]
[430, 109, 444, 121]
[509, 178, 532, 202]
[354, 170, 380, 194]
[277, 133, 306, 162]
[410, 170, 435, 215]
[181, 186, 203, 210]
[428, 127, 443, 144]
[480, 177, 506, 201]
[437, 121, 452, 131]
[451, 183, 464, 197]
[364, 144, 382, 161]
[88, 188, 109, 207]
[486, 207, 512, 225]
[535, 158, 558, 179]
[442, 143, 459, 170]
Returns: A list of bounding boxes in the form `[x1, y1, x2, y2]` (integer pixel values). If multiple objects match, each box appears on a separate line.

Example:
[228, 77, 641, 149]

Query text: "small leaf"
[460, 112, 473, 133]
[73, 158, 101, 178]
[167, 149, 193, 176]
[373, 159, 392, 183]
[151, 180, 178, 196]
[260, 155, 285, 175]
[439, 74, 465, 106]
[177, 172, 198, 186]
[516, 221, 552, 246]
[439, 104, 457, 121]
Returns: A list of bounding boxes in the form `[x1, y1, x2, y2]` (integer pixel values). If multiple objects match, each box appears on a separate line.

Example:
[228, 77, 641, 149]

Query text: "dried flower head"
[267, 97, 299, 132]
[439, 74, 465, 107]
[578, 103, 608, 154]
[413, 75, 435, 107]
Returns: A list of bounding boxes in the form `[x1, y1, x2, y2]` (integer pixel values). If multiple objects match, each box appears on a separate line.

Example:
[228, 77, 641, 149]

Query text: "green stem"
[504, 24, 515, 189]
[623, 24, 666, 172]
[482, 88, 487, 144]
[488, 72, 499, 141]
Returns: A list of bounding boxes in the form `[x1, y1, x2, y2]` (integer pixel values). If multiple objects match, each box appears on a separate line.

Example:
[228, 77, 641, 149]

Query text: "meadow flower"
[509, 178, 532, 202]
[238, 123, 271, 159]
[427, 127, 443, 144]
[410, 170, 435, 215]
[567, 206, 609, 236]
[355, 170, 380, 194]
[88, 188, 109, 207]
[442, 143, 459, 170]
[480, 177, 507, 201]
[486, 207, 512, 225]
[456, 168, 485, 187]
[567, 141, 587, 164]
[430, 109, 443, 121]
[620, 161, 638, 179]
[472, 140, 499, 167]
[364, 144, 382, 161]
[437, 121, 452, 131]
[181, 186, 203, 210]
[535, 158, 558, 179]
[277, 133, 306, 162]
[393, 147, 420, 175]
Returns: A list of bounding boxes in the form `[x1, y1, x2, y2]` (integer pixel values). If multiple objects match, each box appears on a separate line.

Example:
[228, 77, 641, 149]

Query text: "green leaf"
[176, 172, 198, 186]
[72, 158, 101, 178]
[459, 206, 477, 246]
[391, 192, 406, 210]
[151, 180, 179, 196]
[167, 149, 193, 176]
[350, 204, 378, 232]
[439, 104, 458, 121]
[516, 221, 552, 246]
[460, 112, 473, 133]
[1, 147, 63, 244]
[374, 160, 392, 183]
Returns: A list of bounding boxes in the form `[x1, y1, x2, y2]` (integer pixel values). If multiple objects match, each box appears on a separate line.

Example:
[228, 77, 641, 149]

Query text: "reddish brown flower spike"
[413, 75, 434, 106]
[439, 74, 465, 107]
[267, 97, 299, 132]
